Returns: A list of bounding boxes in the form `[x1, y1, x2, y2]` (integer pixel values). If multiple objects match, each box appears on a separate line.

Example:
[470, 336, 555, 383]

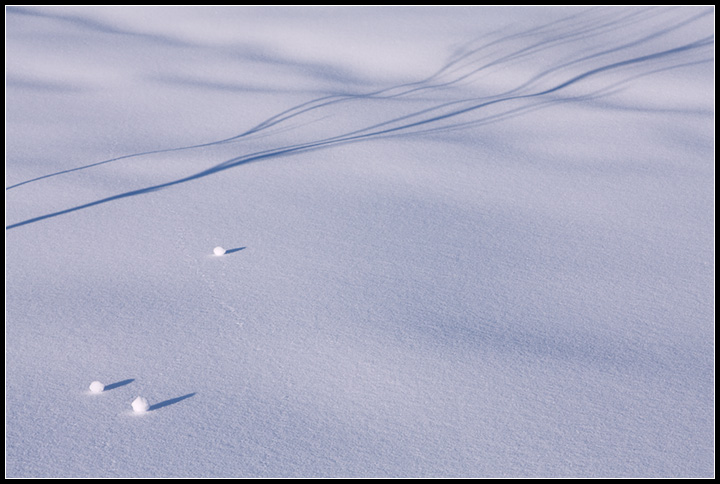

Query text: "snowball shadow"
[224, 247, 246, 255]
[104, 378, 135, 391]
[148, 392, 196, 412]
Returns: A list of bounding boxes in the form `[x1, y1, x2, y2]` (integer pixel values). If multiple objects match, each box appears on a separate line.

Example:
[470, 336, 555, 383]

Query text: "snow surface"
[5, 6, 715, 478]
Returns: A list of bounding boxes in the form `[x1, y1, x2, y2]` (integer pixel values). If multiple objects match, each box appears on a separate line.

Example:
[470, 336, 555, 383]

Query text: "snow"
[5, 5, 714, 478]
[213, 246, 226, 256]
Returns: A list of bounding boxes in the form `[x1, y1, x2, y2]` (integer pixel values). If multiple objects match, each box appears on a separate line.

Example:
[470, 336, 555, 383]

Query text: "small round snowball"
[213, 246, 226, 256]
[132, 396, 150, 413]
[89, 381, 105, 393]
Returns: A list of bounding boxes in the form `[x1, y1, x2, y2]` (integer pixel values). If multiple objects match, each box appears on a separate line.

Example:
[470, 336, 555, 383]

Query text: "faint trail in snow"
[5, 7, 713, 230]
[178, 227, 245, 327]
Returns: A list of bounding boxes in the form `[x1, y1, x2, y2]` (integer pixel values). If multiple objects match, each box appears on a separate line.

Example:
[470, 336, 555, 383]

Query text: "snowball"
[213, 246, 226, 256]
[132, 396, 150, 413]
[89, 381, 105, 393]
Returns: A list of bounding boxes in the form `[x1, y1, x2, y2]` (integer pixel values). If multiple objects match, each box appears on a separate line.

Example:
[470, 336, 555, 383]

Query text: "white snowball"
[132, 396, 150, 413]
[213, 246, 226, 256]
[89, 381, 104, 393]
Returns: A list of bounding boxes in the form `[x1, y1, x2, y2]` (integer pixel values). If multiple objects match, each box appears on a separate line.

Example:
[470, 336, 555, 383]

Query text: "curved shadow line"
[148, 392, 196, 411]
[9, 7, 694, 192]
[220, 8, 703, 142]
[404, 57, 713, 139]
[7, 6, 188, 47]
[5, 35, 713, 231]
[8, 10, 708, 193]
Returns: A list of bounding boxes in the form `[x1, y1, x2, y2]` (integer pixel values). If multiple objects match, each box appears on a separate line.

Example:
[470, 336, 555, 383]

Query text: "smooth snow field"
[5, 6, 715, 478]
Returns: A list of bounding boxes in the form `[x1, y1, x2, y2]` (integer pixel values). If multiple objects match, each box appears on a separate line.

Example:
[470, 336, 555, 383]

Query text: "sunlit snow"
[5, 5, 714, 478]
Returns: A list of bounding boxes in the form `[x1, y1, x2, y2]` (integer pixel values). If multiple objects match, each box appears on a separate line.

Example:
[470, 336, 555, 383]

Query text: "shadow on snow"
[5, 7, 713, 230]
